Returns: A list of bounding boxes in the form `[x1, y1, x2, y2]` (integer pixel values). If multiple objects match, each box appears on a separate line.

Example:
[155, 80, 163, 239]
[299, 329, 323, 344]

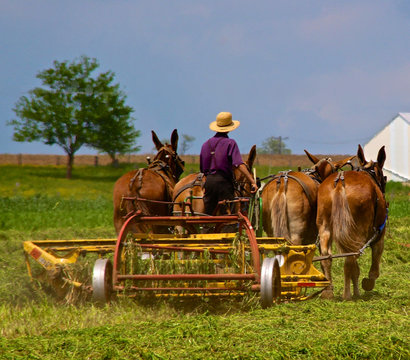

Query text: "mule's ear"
[170, 129, 179, 151]
[357, 144, 367, 166]
[333, 155, 356, 170]
[377, 146, 386, 168]
[247, 145, 257, 169]
[152, 130, 163, 151]
[304, 150, 320, 164]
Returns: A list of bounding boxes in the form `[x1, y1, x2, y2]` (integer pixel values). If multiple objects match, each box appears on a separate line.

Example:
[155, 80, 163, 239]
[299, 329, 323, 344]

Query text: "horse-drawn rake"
[23, 197, 331, 307]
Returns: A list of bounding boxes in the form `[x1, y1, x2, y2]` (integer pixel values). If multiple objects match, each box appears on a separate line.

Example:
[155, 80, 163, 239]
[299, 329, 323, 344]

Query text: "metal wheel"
[92, 258, 113, 304]
[260, 257, 281, 308]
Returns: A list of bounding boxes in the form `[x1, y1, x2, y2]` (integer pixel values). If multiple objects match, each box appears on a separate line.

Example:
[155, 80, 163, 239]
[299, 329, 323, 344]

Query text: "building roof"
[365, 112, 410, 146]
[398, 112, 410, 124]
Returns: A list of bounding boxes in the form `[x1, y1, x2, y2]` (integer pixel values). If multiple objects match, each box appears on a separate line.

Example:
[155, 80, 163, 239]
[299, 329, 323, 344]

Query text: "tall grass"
[0, 164, 408, 359]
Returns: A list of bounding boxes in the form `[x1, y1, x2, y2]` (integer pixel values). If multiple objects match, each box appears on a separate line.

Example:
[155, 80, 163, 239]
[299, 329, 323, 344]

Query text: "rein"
[233, 163, 255, 198]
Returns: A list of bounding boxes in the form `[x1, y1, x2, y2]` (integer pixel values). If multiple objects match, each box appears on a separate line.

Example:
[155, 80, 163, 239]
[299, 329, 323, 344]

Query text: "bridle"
[303, 157, 336, 183]
[128, 145, 185, 200]
[151, 145, 185, 182]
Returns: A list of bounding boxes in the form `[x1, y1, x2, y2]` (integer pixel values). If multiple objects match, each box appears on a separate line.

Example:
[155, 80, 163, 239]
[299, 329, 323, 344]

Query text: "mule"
[113, 129, 185, 234]
[261, 151, 355, 245]
[172, 145, 257, 216]
[316, 145, 387, 300]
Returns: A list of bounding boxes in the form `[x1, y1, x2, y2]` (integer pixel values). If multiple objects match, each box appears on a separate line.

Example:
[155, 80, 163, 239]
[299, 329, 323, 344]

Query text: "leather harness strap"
[129, 169, 144, 191]
[128, 160, 176, 202]
[264, 171, 316, 209]
[173, 173, 205, 201]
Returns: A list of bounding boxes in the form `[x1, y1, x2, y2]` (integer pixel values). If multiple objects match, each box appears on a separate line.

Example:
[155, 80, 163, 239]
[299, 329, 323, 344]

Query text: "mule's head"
[152, 129, 185, 181]
[357, 144, 386, 193]
[233, 145, 257, 197]
[304, 149, 356, 181]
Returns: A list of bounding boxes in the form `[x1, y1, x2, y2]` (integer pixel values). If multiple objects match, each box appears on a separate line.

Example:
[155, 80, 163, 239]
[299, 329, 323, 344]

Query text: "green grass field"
[0, 164, 408, 359]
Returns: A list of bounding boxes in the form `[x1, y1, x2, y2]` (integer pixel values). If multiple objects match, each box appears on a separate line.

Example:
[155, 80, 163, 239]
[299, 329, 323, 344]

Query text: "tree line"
[8, 55, 290, 178]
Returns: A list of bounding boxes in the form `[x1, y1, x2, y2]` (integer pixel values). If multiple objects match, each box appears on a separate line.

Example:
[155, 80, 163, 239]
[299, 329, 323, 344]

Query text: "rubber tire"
[260, 257, 281, 308]
[92, 258, 113, 304]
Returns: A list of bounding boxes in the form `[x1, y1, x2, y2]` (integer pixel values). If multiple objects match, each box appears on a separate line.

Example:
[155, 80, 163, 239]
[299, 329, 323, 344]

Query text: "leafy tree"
[86, 84, 141, 166]
[180, 134, 195, 154]
[9, 56, 139, 178]
[258, 136, 291, 154]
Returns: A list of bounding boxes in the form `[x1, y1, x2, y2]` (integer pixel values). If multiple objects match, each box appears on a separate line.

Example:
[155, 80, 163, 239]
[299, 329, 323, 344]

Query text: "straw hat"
[209, 112, 240, 132]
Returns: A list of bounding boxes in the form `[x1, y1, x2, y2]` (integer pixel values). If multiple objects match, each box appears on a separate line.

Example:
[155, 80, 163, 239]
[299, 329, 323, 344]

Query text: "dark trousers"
[204, 173, 234, 215]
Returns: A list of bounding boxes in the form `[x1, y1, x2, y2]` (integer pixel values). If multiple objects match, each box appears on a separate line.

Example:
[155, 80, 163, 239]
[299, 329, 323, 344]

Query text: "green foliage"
[180, 134, 196, 154]
[9, 56, 139, 175]
[258, 136, 291, 155]
[0, 165, 408, 359]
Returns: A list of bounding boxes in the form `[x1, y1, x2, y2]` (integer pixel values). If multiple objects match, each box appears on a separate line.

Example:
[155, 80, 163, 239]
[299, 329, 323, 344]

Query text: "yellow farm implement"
[23, 203, 330, 307]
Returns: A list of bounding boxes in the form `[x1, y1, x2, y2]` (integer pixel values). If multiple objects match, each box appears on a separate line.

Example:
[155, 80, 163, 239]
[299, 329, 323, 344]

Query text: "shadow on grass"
[325, 288, 392, 302]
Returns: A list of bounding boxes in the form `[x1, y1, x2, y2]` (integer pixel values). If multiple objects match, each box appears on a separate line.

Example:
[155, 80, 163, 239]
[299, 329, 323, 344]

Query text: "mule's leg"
[362, 238, 384, 291]
[343, 256, 360, 300]
[351, 257, 361, 298]
[318, 228, 334, 299]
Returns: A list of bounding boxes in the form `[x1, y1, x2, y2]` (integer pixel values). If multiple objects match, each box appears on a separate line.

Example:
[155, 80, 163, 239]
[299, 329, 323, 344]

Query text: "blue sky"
[1, 0, 409, 156]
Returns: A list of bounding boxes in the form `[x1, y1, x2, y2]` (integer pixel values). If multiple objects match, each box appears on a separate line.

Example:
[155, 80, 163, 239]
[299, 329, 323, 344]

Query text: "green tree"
[258, 136, 291, 154]
[86, 82, 141, 166]
[9, 56, 139, 178]
[180, 134, 195, 154]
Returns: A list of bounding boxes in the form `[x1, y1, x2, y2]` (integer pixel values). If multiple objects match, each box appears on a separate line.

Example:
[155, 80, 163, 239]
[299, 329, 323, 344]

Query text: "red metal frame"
[112, 207, 260, 293]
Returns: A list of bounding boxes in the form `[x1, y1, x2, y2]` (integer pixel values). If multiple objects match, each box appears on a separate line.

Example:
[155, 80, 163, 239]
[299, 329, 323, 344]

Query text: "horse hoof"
[321, 288, 334, 299]
[343, 293, 353, 301]
[362, 278, 375, 291]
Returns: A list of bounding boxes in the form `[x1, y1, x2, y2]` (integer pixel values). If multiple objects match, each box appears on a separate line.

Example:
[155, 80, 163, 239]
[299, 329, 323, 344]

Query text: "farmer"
[200, 111, 258, 215]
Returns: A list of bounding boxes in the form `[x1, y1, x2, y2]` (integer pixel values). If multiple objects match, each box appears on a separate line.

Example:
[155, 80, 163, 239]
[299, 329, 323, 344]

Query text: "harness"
[129, 146, 182, 202]
[261, 170, 319, 210]
[173, 173, 205, 201]
[333, 169, 388, 252]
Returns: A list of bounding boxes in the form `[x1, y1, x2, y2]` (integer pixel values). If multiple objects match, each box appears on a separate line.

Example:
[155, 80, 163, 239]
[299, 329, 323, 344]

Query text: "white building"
[364, 113, 409, 182]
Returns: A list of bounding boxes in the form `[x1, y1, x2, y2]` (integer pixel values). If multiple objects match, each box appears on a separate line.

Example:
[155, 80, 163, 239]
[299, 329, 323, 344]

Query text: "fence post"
[94, 156, 99, 167]
[18, 154, 22, 166]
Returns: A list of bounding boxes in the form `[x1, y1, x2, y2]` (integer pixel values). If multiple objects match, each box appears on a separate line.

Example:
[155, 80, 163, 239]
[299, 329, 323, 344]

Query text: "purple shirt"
[200, 133, 244, 179]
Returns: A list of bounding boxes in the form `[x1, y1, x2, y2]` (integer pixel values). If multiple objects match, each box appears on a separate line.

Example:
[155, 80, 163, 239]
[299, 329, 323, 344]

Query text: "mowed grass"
[0, 164, 409, 359]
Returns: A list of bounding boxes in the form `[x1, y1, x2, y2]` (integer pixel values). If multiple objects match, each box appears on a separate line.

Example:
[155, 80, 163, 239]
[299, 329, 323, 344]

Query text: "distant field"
[0, 164, 408, 359]
[0, 152, 356, 168]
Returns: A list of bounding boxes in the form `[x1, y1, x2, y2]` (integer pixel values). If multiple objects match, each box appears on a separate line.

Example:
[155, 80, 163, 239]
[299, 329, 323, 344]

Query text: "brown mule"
[261, 151, 355, 245]
[113, 129, 185, 234]
[316, 145, 387, 300]
[172, 145, 257, 216]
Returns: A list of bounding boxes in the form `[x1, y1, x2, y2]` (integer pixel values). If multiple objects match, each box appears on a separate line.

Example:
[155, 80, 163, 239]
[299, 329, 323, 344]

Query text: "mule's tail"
[270, 187, 290, 239]
[331, 184, 360, 252]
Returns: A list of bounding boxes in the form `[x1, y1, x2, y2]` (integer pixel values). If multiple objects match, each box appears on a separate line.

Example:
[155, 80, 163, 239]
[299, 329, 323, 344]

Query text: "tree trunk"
[110, 153, 119, 168]
[66, 153, 74, 179]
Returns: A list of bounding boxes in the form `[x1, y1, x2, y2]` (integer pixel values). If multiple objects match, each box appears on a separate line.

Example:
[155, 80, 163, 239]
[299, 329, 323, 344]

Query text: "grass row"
[0, 164, 408, 359]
